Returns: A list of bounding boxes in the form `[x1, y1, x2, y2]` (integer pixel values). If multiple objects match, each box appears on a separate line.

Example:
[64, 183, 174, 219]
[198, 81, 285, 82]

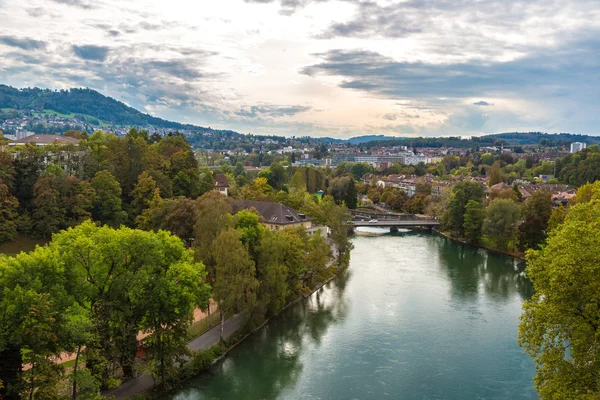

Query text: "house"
[213, 173, 230, 196]
[232, 200, 327, 237]
[8, 134, 79, 146]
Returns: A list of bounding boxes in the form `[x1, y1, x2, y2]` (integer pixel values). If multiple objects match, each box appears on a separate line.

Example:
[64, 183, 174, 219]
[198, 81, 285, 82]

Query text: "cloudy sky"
[1, 0, 599, 138]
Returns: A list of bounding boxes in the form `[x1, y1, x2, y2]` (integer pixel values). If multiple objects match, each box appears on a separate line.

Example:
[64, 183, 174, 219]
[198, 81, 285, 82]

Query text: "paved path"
[103, 313, 246, 400]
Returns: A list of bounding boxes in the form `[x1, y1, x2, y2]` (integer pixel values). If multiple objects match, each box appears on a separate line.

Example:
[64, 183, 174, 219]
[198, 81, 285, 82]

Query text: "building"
[232, 200, 327, 237]
[8, 134, 79, 147]
[213, 173, 230, 196]
[570, 142, 587, 153]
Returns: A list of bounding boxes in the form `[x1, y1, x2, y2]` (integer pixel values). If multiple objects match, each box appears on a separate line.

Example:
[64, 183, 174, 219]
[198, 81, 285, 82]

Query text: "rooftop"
[10, 134, 80, 145]
[232, 200, 311, 225]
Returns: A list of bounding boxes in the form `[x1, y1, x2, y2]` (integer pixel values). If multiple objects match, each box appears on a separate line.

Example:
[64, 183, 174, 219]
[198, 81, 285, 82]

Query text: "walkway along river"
[163, 230, 537, 400]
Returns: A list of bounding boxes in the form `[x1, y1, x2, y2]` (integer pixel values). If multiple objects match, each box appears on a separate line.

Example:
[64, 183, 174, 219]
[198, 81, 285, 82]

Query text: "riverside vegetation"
[0, 130, 352, 399]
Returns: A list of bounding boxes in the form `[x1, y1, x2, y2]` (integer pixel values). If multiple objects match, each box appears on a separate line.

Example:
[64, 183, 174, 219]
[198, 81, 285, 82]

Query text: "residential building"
[8, 134, 79, 146]
[232, 200, 327, 237]
[570, 142, 587, 153]
[213, 173, 230, 196]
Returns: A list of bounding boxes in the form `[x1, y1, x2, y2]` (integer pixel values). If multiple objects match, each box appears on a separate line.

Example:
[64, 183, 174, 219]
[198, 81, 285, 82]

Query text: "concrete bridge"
[349, 218, 440, 232]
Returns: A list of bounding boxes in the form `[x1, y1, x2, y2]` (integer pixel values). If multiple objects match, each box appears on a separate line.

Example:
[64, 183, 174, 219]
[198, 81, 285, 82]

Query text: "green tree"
[519, 191, 600, 398]
[328, 176, 358, 209]
[131, 171, 158, 220]
[212, 228, 259, 342]
[488, 160, 504, 186]
[547, 205, 566, 233]
[91, 170, 126, 227]
[463, 200, 484, 244]
[193, 191, 233, 277]
[483, 198, 521, 250]
[52, 221, 209, 386]
[0, 180, 18, 242]
[0, 246, 76, 400]
[518, 190, 553, 250]
[441, 181, 485, 236]
[290, 169, 307, 192]
[31, 177, 62, 238]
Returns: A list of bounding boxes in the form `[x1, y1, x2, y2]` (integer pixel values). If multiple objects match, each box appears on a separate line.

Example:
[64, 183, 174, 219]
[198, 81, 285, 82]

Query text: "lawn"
[0, 234, 49, 256]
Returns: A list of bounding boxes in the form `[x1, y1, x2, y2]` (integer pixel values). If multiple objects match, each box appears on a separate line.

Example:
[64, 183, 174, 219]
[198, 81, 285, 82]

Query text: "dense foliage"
[519, 182, 600, 399]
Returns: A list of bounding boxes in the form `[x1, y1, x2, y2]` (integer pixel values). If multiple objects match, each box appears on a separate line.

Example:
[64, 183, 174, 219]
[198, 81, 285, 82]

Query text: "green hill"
[0, 85, 211, 130]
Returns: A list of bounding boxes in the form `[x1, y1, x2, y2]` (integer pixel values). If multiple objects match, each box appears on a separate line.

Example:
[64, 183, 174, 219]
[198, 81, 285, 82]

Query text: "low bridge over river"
[350, 219, 440, 232]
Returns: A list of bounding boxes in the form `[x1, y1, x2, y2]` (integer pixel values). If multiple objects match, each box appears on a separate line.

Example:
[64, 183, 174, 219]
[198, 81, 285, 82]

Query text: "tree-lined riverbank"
[162, 232, 536, 400]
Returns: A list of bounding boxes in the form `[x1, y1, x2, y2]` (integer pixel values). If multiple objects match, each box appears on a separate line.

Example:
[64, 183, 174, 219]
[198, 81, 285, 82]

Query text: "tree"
[131, 171, 158, 220]
[52, 221, 209, 386]
[0, 246, 75, 400]
[31, 177, 62, 239]
[517, 216, 546, 251]
[519, 191, 600, 398]
[212, 228, 258, 342]
[91, 170, 126, 227]
[328, 176, 358, 209]
[242, 177, 274, 202]
[488, 160, 503, 186]
[463, 200, 484, 244]
[290, 169, 307, 192]
[518, 190, 553, 250]
[193, 191, 233, 277]
[483, 198, 521, 250]
[0, 180, 18, 243]
[322, 196, 352, 264]
[441, 181, 484, 236]
[547, 205, 566, 233]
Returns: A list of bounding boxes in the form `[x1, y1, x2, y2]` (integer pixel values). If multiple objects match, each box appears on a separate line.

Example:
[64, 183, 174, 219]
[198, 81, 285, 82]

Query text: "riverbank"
[161, 232, 536, 400]
[436, 230, 525, 260]
[108, 255, 348, 399]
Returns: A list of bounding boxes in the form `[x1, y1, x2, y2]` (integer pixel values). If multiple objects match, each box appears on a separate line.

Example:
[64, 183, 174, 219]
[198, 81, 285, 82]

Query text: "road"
[103, 313, 246, 400]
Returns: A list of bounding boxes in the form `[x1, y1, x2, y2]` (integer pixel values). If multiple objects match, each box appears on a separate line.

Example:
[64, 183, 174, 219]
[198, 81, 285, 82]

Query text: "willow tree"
[519, 187, 600, 398]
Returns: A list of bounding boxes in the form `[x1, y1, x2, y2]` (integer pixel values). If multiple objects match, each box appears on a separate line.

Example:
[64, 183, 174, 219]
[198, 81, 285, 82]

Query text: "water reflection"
[436, 236, 533, 301]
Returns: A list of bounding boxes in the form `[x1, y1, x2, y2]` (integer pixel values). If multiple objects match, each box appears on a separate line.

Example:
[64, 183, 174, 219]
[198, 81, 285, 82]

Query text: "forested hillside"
[0, 85, 191, 128]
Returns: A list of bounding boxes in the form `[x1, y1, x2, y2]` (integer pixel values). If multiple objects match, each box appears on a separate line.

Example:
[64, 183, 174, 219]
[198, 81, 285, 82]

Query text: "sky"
[1, 0, 599, 139]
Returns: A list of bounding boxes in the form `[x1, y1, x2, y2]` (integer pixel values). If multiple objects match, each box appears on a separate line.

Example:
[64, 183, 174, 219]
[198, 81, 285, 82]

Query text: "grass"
[0, 234, 49, 256]
[1, 108, 16, 112]
[32, 109, 111, 127]
[188, 311, 221, 339]
[33, 109, 76, 118]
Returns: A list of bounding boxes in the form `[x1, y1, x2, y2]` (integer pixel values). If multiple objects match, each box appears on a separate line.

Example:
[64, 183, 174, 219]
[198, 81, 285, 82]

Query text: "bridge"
[351, 219, 439, 229]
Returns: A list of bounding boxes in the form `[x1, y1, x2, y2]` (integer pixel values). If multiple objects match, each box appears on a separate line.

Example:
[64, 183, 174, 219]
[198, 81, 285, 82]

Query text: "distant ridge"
[1, 85, 597, 146]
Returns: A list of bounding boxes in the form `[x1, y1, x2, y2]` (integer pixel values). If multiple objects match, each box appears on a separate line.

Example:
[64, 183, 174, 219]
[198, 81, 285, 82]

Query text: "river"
[163, 230, 537, 399]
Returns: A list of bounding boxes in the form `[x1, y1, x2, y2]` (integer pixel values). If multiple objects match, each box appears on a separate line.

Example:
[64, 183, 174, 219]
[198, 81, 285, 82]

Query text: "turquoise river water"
[164, 230, 536, 399]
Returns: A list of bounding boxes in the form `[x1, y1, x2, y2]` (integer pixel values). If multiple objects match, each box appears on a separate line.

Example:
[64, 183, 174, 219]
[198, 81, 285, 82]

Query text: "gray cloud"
[319, 1, 421, 39]
[243, 0, 340, 15]
[473, 101, 493, 106]
[235, 104, 312, 119]
[0, 36, 46, 50]
[301, 36, 600, 101]
[50, 0, 95, 9]
[318, 0, 600, 40]
[72, 45, 110, 61]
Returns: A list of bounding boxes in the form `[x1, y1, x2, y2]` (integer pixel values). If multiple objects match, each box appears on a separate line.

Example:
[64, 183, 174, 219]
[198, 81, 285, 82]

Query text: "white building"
[570, 142, 587, 153]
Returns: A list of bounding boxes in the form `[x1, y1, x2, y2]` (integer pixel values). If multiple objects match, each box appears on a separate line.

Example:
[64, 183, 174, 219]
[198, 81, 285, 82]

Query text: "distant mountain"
[0, 85, 196, 130]
[482, 132, 600, 146]
[346, 135, 399, 144]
